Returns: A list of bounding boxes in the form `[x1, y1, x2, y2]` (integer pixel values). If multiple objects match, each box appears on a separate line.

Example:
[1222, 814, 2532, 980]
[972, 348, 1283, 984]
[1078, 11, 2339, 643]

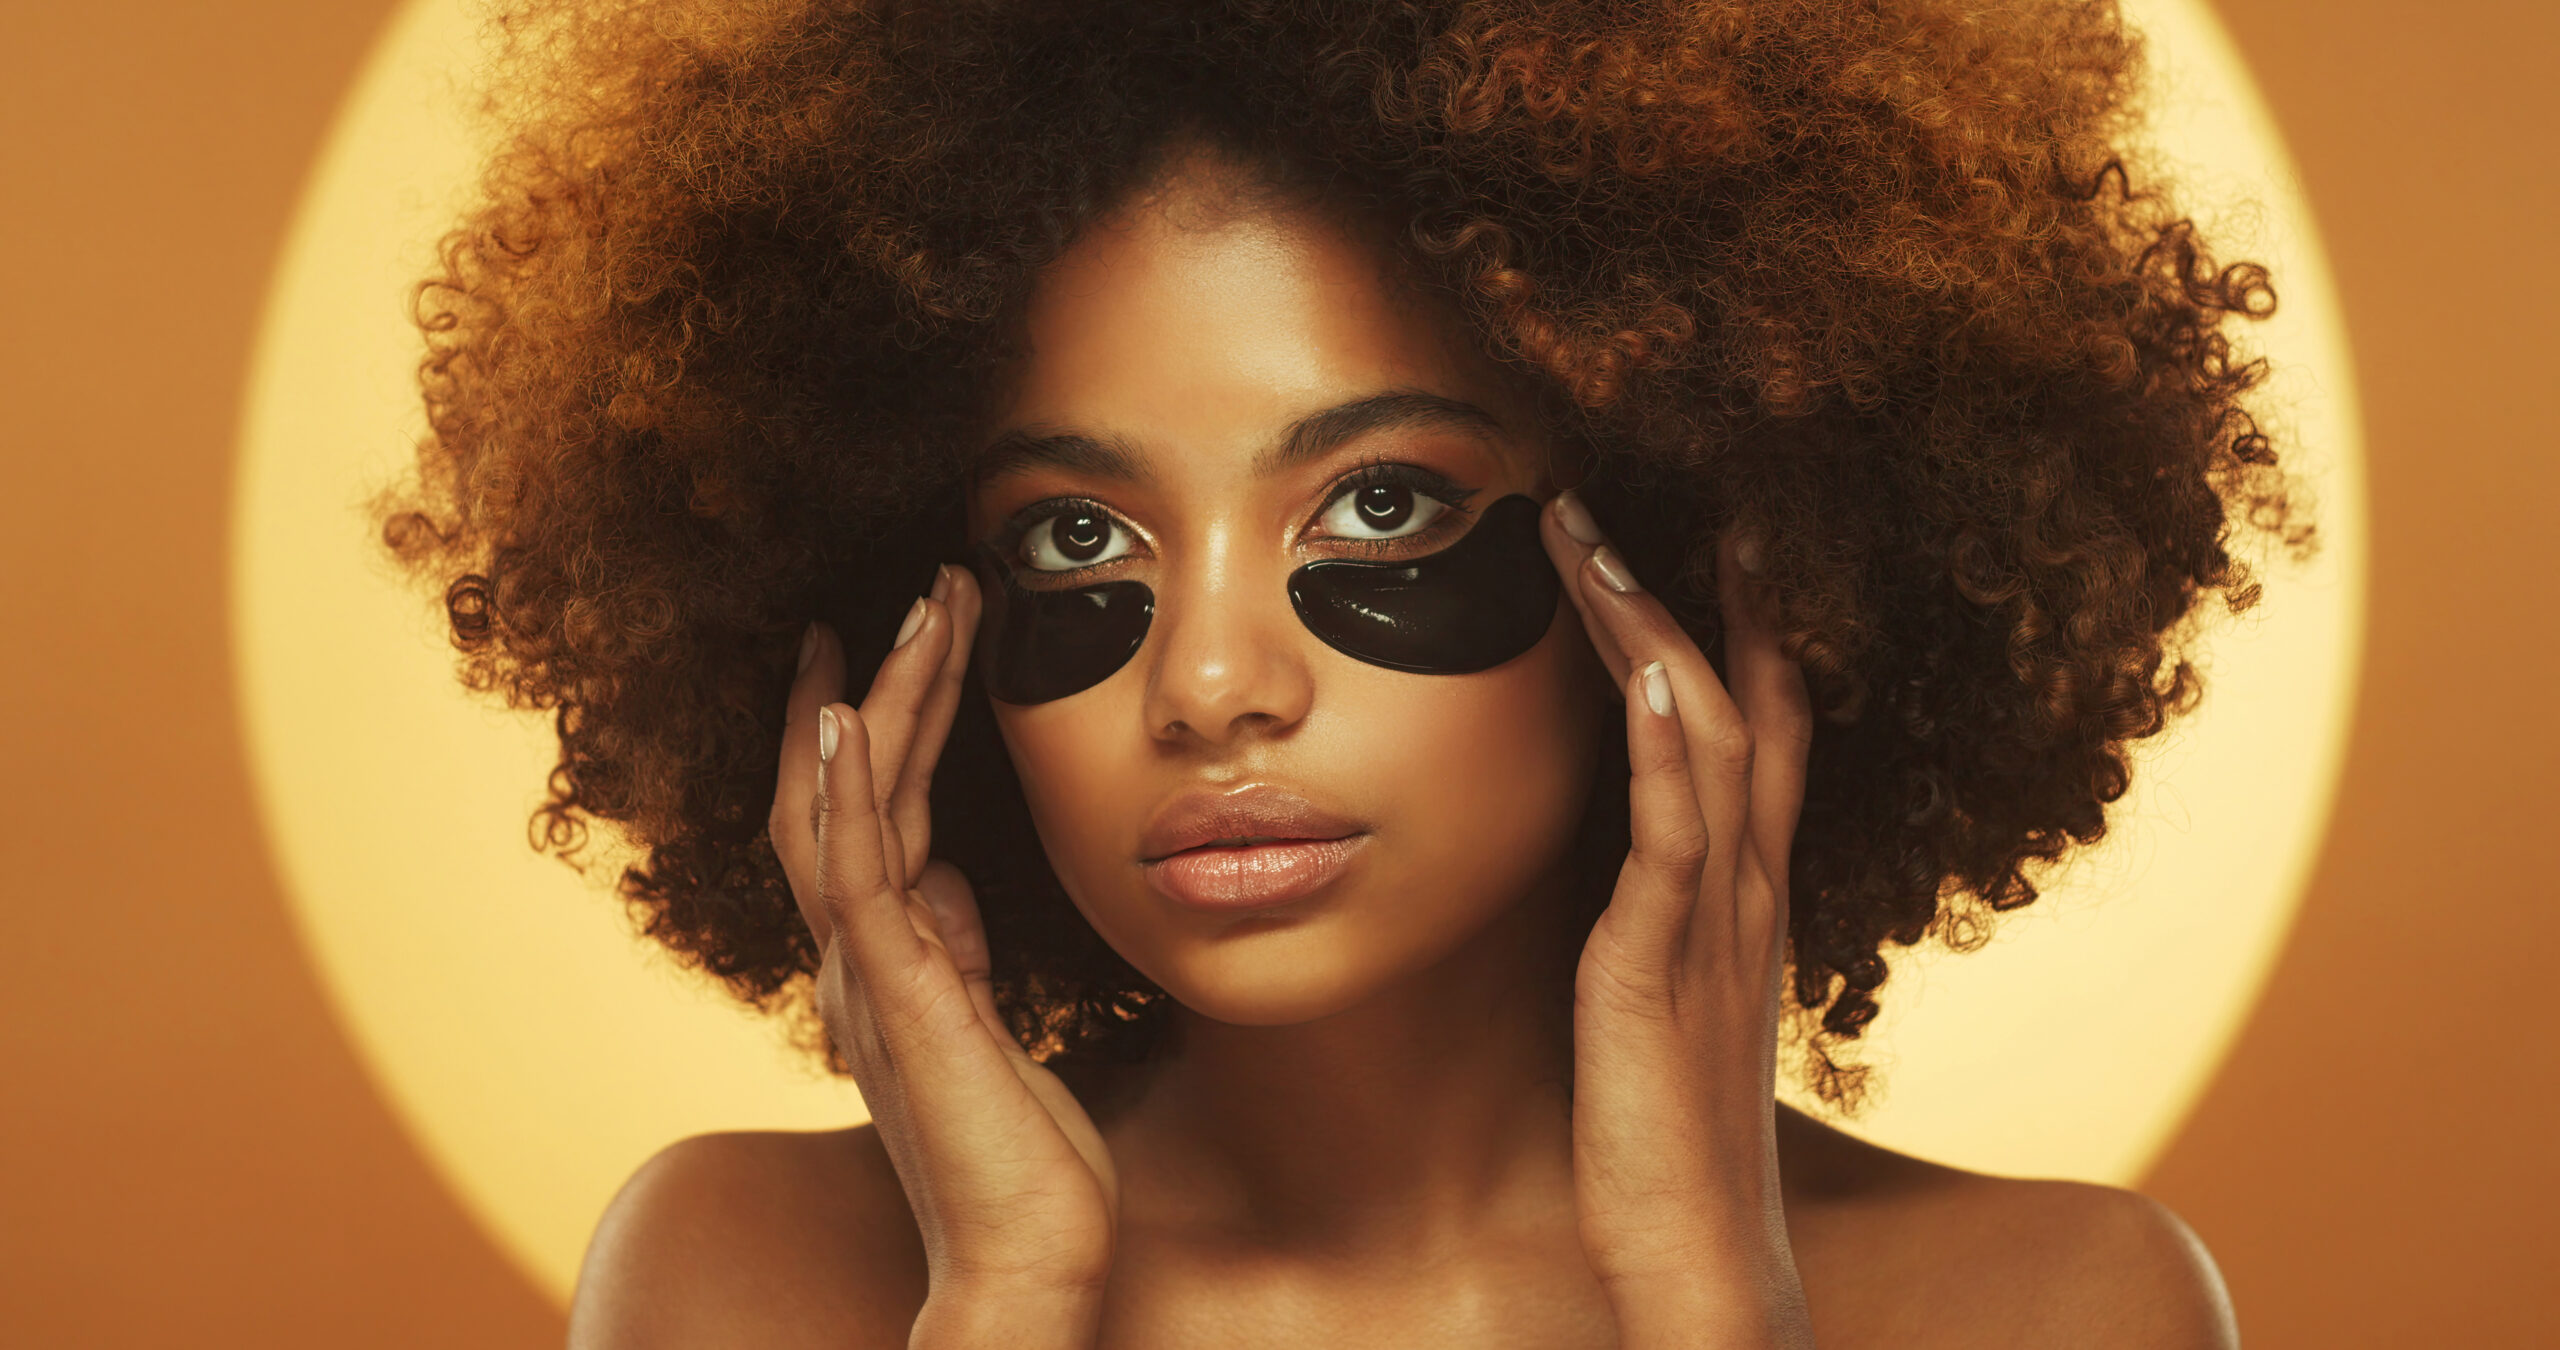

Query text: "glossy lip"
[1137, 784, 1370, 912]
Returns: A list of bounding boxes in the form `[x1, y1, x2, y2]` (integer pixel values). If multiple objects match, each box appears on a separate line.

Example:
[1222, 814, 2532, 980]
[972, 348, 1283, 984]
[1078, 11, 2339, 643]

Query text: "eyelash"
[994, 461, 1481, 575]
[1321, 460, 1480, 552]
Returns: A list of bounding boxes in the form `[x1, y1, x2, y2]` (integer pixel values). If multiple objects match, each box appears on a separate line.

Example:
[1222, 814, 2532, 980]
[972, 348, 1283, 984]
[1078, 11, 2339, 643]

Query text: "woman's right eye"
[1019, 506, 1134, 572]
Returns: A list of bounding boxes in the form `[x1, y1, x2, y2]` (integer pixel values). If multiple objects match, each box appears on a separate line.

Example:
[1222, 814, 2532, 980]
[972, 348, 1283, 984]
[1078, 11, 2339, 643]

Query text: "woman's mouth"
[1142, 835, 1368, 911]
[1137, 785, 1369, 911]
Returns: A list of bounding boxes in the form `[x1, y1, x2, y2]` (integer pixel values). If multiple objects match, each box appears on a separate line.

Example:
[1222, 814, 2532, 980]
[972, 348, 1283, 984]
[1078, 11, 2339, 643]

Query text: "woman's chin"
[1169, 986, 1371, 1030]
[1132, 929, 1403, 1030]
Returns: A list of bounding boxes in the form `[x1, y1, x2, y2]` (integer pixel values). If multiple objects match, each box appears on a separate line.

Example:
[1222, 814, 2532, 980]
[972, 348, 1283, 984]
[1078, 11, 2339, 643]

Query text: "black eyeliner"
[1312, 459, 1482, 554]
[991, 460, 1481, 572]
[1328, 458, 1483, 514]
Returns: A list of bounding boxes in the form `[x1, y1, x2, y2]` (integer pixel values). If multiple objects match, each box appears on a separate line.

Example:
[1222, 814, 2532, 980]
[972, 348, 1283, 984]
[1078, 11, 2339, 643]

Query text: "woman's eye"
[1020, 506, 1133, 571]
[1318, 482, 1448, 542]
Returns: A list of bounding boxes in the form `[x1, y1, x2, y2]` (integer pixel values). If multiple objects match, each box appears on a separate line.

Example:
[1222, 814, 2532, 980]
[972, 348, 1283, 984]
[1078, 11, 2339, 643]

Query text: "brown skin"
[568, 158, 2241, 1349]
[390, 0, 2306, 1115]
[390, 1, 2307, 1115]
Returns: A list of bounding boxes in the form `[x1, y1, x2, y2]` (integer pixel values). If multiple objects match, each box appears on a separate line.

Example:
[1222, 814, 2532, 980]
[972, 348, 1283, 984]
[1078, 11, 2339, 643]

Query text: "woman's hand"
[769, 565, 1115, 1349]
[1542, 491, 1818, 1350]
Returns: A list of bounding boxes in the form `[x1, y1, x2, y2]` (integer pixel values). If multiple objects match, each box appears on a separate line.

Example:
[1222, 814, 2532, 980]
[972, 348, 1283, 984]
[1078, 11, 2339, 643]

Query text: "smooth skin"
[568, 152, 2240, 1350]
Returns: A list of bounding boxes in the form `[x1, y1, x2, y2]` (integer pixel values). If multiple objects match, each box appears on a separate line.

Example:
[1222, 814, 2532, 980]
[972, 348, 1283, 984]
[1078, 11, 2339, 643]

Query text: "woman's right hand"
[769, 564, 1117, 1344]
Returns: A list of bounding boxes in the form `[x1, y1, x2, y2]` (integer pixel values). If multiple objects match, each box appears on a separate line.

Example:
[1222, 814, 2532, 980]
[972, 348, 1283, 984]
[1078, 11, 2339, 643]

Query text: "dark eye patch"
[969, 545, 1153, 706]
[969, 493, 1558, 705]
[1286, 493, 1559, 674]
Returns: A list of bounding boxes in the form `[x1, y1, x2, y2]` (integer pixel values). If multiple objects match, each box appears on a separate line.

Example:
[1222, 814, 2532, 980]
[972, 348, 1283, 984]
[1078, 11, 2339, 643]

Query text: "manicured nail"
[1554, 489, 1605, 546]
[1640, 660, 1674, 717]
[817, 706, 839, 763]
[929, 564, 952, 603]
[1735, 533, 1767, 575]
[893, 597, 926, 649]
[797, 623, 819, 675]
[1589, 545, 1643, 594]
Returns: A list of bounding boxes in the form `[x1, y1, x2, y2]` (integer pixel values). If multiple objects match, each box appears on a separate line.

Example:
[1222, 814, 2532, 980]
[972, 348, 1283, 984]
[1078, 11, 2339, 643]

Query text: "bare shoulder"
[566, 1124, 927, 1350]
[1778, 1106, 2238, 1350]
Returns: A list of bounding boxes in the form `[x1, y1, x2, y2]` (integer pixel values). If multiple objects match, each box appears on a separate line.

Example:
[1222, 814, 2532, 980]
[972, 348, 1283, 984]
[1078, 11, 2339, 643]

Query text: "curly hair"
[379, 0, 2307, 1110]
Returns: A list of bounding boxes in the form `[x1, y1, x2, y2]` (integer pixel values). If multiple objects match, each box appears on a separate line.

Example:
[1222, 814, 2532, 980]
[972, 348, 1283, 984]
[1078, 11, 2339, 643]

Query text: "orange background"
[3, 1, 2551, 1345]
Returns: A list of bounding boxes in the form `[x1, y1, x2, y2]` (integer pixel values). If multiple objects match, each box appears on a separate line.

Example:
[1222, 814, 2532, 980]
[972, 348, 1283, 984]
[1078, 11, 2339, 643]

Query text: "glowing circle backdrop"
[232, 0, 2365, 1305]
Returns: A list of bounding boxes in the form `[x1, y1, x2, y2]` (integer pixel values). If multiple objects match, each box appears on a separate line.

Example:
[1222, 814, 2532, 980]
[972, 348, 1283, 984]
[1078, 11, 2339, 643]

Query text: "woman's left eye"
[1317, 482, 1449, 542]
[1019, 506, 1135, 571]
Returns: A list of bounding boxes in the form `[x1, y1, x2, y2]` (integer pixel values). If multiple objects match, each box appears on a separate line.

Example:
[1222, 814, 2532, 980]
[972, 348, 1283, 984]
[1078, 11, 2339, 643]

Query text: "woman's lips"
[1137, 783, 1368, 910]
[1141, 834, 1368, 911]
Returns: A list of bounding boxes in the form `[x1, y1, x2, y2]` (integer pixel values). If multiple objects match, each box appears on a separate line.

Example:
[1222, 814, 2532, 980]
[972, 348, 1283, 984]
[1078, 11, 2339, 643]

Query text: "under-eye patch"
[971, 493, 1559, 705]
[1286, 493, 1559, 675]
[969, 555, 1154, 706]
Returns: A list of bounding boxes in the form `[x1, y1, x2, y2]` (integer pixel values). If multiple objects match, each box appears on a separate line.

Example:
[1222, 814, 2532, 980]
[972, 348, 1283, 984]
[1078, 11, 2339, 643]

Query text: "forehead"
[985, 163, 1530, 476]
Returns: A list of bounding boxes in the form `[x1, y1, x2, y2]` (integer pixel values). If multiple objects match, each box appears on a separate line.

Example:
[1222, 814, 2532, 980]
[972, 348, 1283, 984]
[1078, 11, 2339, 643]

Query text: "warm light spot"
[231, 0, 2363, 1304]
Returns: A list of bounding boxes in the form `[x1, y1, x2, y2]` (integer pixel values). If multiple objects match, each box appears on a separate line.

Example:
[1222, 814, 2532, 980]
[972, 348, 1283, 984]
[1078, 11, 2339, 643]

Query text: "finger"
[772, 621, 850, 941]
[1574, 540, 1754, 894]
[1610, 658, 1712, 959]
[887, 565, 983, 882]
[1542, 490, 1633, 693]
[857, 586, 952, 805]
[851, 579, 959, 890]
[811, 702, 927, 976]
[1717, 531, 1812, 900]
[914, 858, 1014, 1052]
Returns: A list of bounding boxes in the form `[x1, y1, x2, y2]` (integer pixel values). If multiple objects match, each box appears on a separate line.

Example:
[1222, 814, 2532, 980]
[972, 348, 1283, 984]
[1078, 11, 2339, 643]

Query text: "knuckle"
[1705, 721, 1755, 774]
[1737, 877, 1786, 934]
[1575, 942, 1679, 1020]
[1633, 819, 1711, 876]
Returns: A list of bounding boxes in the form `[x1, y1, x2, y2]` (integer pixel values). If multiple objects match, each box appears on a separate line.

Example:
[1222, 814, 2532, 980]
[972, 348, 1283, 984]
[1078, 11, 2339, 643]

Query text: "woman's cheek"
[1365, 646, 1598, 919]
[991, 699, 1143, 912]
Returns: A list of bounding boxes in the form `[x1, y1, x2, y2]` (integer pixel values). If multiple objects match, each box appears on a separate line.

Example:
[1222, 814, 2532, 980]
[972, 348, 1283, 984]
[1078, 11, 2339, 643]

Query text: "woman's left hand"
[1542, 489, 1818, 1350]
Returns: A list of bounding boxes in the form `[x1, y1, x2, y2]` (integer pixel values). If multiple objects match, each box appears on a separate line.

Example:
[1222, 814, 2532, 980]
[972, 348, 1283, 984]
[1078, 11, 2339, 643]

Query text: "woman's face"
[966, 159, 1608, 1027]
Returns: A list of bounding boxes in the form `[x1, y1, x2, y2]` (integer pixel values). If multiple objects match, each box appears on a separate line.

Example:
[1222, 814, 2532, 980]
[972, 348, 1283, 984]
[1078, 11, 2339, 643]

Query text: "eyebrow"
[970, 390, 1508, 487]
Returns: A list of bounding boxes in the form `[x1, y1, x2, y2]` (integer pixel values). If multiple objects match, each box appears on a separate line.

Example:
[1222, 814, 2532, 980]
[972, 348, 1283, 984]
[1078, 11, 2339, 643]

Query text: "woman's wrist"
[1603, 1268, 1817, 1350]
[908, 1278, 1106, 1350]
[1588, 1203, 1813, 1350]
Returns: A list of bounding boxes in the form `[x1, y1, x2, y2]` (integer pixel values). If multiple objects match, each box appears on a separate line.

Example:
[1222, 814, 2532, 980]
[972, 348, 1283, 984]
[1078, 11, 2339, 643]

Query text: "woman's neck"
[1101, 869, 1586, 1257]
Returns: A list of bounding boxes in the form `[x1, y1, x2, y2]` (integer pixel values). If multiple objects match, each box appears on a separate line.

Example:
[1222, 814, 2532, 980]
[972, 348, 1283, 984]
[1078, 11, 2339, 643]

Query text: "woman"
[384, 0, 2295, 1343]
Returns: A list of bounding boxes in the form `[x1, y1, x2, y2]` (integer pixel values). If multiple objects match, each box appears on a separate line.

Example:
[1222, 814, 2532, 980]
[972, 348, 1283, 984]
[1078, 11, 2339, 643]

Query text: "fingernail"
[1736, 533, 1767, 575]
[929, 564, 952, 603]
[892, 597, 926, 649]
[817, 706, 839, 763]
[1589, 545, 1643, 594]
[1554, 489, 1604, 546]
[1640, 660, 1674, 717]
[797, 623, 819, 675]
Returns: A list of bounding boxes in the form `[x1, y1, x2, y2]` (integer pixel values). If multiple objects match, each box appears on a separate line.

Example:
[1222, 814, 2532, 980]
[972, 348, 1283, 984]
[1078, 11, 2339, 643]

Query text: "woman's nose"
[1139, 545, 1315, 748]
